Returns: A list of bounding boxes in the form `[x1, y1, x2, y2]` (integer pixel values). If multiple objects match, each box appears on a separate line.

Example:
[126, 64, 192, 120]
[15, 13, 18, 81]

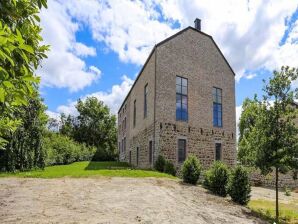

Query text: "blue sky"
[38, 0, 298, 123]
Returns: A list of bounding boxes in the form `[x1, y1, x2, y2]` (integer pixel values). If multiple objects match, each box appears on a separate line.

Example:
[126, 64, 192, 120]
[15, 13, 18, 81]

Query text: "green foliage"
[284, 187, 291, 197]
[44, 132, 96, 166]
[59, 97, 117, 161]
[0, 0, 49, 147]
[0, 161, 176, 179]
[164, 160, 176, 176]
[228, 165, 251, 205]
[0, 92, 47, 172]
[154, 155, 166, 172]
[238, 66, 298, 222]
[182, 155, 202, 185]
[204, 161, 229, 196]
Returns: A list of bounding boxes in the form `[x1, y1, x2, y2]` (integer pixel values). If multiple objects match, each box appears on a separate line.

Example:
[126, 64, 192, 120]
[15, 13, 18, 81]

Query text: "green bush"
[44, 132, 96, 166]
[182, 155, 202, 185]
[164, 160, 176, 176]
[154, 155, 166, 172]
[204, 161, 229, 196]
[228, 165, 251, 205]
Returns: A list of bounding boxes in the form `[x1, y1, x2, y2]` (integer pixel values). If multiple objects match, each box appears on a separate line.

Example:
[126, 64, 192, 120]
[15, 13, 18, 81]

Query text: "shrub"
[204, 161, 229, 197]
[164, 160, 176, 176]
[182, 155, 202, 185]
[154, 155, 166, 172]
[228, 165, 251, 205]
[44, 132, 96, 166]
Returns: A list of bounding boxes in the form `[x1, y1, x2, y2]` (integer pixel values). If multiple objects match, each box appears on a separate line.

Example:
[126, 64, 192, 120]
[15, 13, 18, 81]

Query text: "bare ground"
[0, 177, 268, 224]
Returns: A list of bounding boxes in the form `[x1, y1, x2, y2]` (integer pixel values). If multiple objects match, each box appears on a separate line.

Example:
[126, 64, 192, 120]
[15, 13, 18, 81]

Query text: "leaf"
[20, 44, 34, 54]
[0, 88, 5, 102]
[23, 75, 37, 82]
[33, 15, 40, 22]
[3, 81, 14, 88]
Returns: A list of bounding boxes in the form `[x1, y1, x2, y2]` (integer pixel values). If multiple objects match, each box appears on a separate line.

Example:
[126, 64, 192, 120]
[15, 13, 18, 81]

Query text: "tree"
[238, 66, 298, 222]
[0, 0, 49, 147]
[59, 97, 117, 161]
[1, 91, 48, 171]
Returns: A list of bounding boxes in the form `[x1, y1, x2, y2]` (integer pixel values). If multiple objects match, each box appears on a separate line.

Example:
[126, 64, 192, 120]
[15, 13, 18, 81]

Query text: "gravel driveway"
[0, 177, 267, 224]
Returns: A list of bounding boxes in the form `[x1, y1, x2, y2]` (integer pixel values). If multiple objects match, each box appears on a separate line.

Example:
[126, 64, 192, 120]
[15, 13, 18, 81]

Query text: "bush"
[204, 161, 229, 197]
[44, 132, 96, 166]
[164, 160, 176, 176]
[182, 155, 202, 185]
[228, 165, 251, 205]
[154, 155, 166, 172]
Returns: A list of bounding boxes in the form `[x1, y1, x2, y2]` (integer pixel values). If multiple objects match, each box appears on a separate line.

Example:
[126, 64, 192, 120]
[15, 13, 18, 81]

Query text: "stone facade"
[249, 169, 298, 188]
[118, 25, 236, 170]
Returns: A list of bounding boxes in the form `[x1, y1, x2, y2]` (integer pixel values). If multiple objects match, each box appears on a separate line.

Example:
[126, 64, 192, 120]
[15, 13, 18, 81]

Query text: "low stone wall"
[249, 169, 298, 188]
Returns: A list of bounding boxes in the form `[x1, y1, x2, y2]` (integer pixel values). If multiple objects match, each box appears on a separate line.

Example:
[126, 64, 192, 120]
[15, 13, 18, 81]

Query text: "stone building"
[118, 19, 236, 169]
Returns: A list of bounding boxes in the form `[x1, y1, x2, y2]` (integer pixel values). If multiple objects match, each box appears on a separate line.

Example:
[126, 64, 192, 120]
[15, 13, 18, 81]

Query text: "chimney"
[194, 18, 201, 31]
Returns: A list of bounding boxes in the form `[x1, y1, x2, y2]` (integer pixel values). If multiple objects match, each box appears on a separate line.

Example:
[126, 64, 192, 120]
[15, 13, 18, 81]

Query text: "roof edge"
[117, 26, 236, 114]
[118, 46, 156, 114]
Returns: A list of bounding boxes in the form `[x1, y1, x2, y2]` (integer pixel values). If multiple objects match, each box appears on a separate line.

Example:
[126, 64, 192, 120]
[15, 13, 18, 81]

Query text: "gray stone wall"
[118, 27, 236, 170]
[157, 121, 235, 169]
[249, 169, 298, 188]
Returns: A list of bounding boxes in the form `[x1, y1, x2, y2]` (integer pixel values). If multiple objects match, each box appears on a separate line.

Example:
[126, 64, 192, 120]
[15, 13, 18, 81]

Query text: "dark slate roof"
[118, 26, 235, 113]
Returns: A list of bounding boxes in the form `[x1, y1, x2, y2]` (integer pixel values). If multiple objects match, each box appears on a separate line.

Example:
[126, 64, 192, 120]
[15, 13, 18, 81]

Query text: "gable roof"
[118, 26, 235, 113]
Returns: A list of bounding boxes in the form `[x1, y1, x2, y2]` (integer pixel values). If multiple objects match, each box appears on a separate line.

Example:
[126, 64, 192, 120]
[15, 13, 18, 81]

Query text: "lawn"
[248, 199, 298, 224]
[0, 161, 176, 179]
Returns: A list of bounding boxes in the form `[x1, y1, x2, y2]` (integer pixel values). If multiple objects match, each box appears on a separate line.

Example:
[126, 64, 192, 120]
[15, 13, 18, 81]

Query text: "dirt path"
[0, 177, 266, 224]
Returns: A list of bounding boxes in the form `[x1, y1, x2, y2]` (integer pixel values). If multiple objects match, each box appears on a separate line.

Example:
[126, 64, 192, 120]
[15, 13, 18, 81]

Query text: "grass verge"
[0, 161, 176, 179]
[248, 199, 298, 224]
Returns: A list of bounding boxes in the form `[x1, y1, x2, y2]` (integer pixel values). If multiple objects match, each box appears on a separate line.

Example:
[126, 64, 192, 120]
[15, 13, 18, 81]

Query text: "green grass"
[248, 199, 298, 224]
[0, 161, 176, 179]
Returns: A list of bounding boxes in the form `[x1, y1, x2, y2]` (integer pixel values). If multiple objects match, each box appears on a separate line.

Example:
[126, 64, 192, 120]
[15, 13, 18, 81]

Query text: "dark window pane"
[178, 139, 186, 162]
[215, 143, 221, 160]
[149, 141, 153, 163]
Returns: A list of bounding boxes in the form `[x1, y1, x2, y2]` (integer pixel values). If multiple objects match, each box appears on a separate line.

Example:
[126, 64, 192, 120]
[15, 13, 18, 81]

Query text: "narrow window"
[215, 143, 221, 161]
[213, 87, 222, 127]
[176, 76, 188, 121]
[178, 139, 186, 163]
[129, 151, 132, 164]
[124, 117, 126, 130]
[136, 147, 139, 166]
[133, 99, 136, 127]
[144, 84, 148, 118]
[123, 137, 126, 154]
[121, 139, 123, 153]
[149, 141, 153, 164]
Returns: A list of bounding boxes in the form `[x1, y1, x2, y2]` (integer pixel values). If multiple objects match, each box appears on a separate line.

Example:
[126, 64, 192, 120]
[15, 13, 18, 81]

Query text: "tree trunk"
[275, 166, 279, 223]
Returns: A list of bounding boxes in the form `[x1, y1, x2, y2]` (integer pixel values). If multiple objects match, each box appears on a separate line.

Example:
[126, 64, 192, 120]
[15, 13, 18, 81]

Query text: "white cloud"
[56, 75, 134, 116]
[245, 73, 257, 80]
[54, 0, 298, 82]
[38, 0, 101, 92]
[60, 0, 179, 65]
[236, 105, 243, 142]
[73, 42, 97, 57]
[156, 0, 298, 81]
[46, 110, 60, 120]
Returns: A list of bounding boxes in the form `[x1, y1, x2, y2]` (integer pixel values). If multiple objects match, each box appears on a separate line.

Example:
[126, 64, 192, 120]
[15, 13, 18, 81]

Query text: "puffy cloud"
[56, 75, 134, 116]
[54, 0, 298, 82]
[60, 0, 179, 65]
[38, 0, 101, 92]
[156, 0, 298, 81]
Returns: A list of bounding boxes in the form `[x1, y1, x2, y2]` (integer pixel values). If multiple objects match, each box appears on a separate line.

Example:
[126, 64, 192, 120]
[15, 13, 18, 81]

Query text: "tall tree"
[238, 66, 298, 222]
[1, 91, 48, 171]
[0, 0, 49, 147]
[59, 97, 117, 161]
